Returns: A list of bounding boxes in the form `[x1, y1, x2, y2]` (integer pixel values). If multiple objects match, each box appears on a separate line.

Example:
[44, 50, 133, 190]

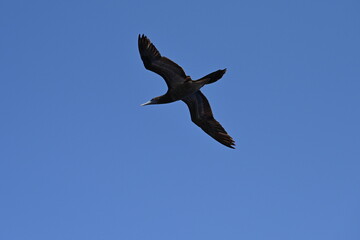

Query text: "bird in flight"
[138, 34, 235, 149]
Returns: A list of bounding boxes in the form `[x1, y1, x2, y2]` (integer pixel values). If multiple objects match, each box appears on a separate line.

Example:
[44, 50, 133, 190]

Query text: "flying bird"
[138, 34, 235, 149]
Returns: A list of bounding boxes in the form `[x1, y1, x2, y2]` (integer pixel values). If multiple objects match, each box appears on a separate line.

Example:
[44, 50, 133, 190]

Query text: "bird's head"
[140, 97, 160, 106]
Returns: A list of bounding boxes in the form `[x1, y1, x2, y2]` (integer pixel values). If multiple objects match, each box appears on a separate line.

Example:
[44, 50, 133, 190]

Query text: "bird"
[138, 34, 235, 149]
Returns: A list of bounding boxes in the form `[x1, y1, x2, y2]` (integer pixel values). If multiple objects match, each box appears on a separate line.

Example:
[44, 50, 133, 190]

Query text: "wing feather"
[182, 91, 235, 148]
[138, 34, 187, 88]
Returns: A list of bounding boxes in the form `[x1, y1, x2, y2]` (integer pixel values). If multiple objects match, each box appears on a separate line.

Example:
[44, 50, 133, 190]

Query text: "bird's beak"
[140, 100, 152, 106]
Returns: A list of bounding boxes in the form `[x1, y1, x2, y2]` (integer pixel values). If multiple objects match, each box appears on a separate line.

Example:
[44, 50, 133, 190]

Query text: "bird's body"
[145, 77, 209, 104]
[138, 34, 235, 148]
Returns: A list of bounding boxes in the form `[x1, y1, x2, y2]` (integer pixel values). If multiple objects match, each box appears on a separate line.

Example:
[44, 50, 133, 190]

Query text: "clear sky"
[1, 0, 359, 239]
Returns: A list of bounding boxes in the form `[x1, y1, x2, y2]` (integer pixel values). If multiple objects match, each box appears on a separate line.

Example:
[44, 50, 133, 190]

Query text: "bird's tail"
[197, 69, 227, 84]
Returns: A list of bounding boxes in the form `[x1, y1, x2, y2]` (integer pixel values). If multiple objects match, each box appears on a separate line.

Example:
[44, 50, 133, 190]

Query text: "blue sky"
[1, 0, 359, 239]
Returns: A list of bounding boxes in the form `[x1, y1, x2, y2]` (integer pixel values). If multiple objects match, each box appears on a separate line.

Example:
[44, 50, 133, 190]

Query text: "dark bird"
[138, 34, 235, 149]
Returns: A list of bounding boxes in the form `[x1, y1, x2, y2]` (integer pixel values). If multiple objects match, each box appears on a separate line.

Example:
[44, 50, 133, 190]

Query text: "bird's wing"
[182, 91, 235, 148]
[138, 34, 187, 89]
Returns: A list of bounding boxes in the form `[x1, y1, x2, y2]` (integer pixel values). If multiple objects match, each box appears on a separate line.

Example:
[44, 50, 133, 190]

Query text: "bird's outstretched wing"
[138, 34, 187, 89]
[182, 91, 235, 148]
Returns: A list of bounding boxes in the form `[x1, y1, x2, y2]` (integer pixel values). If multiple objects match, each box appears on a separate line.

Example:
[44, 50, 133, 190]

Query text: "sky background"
[1, 0, 360, 239]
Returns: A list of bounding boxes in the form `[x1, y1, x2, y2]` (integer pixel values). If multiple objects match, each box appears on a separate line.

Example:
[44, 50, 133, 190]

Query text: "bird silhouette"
[138, 34, 235, 149]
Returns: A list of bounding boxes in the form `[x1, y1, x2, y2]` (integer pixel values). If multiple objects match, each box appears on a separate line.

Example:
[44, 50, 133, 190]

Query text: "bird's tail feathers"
[197, 69, 226, 84]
